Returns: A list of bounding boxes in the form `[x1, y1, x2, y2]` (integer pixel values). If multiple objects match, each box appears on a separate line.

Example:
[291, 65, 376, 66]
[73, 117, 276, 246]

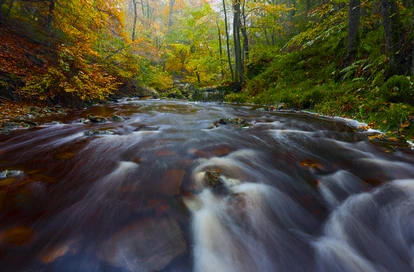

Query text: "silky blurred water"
[0, 100, 413, 272]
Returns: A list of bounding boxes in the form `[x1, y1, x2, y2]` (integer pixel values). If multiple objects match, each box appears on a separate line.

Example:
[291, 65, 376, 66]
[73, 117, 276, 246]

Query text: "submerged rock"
[1, 226, 34, 246]
[97, 217, 187, 271]
[158, 169, 186, 196]
[54, 152, 76, 160]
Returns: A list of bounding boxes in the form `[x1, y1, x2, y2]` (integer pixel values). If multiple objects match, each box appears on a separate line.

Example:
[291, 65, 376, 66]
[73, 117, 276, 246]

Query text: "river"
[0, 99, 413, 272]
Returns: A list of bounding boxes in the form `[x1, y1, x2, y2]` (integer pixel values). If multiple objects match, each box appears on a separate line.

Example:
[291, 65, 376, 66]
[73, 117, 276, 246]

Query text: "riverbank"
[0, 99, 68, 132]
[225, 92, 413, 143]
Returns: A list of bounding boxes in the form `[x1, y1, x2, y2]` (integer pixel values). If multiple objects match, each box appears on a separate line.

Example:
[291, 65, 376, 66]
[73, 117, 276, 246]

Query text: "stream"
[0, 99, 413, 272]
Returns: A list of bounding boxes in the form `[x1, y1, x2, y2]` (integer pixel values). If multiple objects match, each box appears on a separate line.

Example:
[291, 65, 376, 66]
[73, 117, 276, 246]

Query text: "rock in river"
[87, 115, 107, 123]
[84, 130, 114, 136]
[97, 217, 187, 271]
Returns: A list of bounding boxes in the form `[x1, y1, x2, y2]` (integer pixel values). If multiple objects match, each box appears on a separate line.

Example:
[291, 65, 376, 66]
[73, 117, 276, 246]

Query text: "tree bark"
[217, 22, 224, 78]
[131, 0, 138, 41]
[0, 0, 5, 22]
[46, 0, 54, 29]
[241, 0, 249, 62]
[222, 0, 233, 80]
[168, 0, 175, 31]
[233, 0, 243, 91]
[5, 0, 15, 18]
[411, 11, 414, 75]
[345, 0, 360, 66]
[380, 0, 405, 75]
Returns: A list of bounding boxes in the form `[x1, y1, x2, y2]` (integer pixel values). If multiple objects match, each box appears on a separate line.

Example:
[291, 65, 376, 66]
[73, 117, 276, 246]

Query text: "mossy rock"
[84, 129, 114, 136]
[87, 115, 107, 123]
[111, 115, 124, 122]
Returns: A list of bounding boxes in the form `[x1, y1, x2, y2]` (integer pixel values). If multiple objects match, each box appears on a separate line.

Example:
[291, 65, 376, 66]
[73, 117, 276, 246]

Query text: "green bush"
[380, 75, 413, 104]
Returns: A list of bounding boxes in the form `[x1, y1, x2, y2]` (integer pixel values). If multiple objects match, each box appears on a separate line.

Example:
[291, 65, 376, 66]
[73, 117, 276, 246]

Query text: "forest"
[0, 0, 413, 138]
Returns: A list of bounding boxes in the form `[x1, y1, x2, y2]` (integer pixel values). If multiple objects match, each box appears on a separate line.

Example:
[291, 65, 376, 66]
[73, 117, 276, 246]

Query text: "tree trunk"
[5, 0, 15, 18]
[217, 22, 224, 79]
[411, 40, 414, 75]
[0, 0, 5, 22]
[168, 0, 175, 31]
[222, 0, 233, 80]
[411, 11, 414, 75]
[233, 0, 243, 91]
[380, 0, 405, 76]
[345, 0, 360, 66]
[46, 0, 54, 29]
[131, 0, 138, 41]
[241, 0, 249, 62]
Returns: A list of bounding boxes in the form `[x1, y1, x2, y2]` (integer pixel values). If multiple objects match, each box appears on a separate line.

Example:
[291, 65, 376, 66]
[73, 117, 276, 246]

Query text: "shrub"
[380, 75, 413, 104]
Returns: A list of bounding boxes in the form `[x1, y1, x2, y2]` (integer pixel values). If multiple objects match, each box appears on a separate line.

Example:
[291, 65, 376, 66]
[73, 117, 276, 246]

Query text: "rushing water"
[0, 99, 413, 272]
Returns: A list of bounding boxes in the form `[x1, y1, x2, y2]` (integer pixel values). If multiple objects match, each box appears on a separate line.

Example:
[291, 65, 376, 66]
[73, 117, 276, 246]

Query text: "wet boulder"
[1, 122, 21, 132]
[0, 170, 25, 186]
[84, 129, 114, 136]
[110, 115, 124, 122]
[136, 86, 159, 98]
[194, 170, 232, 195]
[0, 170, 24, 179]
[204, 170, 222, 188]
[214, 117, 249, 128]
[97, 217, 187, 271]
[87, 115, 107, 123]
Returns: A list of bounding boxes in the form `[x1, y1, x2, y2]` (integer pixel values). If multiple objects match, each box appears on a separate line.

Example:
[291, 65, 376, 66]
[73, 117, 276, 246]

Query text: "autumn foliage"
[0, 0, 137, 105]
